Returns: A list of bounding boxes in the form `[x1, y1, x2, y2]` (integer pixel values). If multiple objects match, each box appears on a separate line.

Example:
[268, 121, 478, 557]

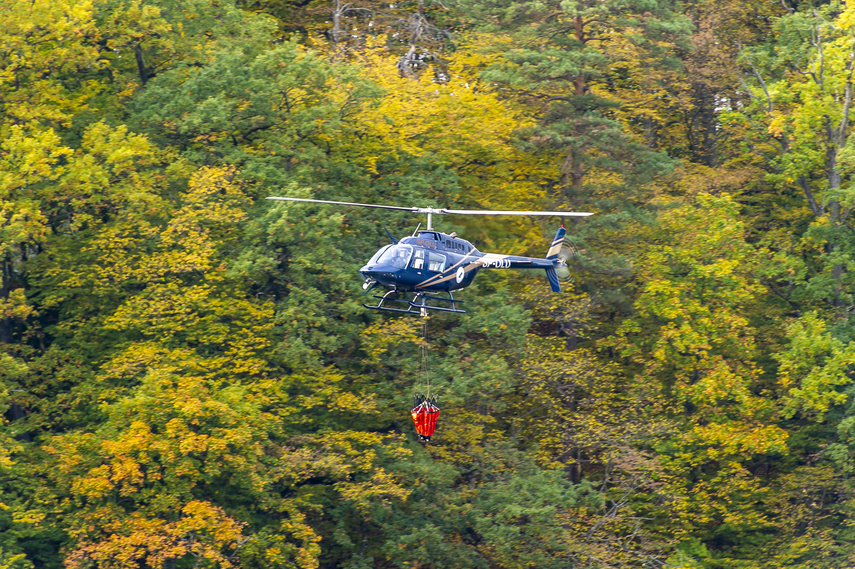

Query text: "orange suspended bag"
[411, 394, 440, 442]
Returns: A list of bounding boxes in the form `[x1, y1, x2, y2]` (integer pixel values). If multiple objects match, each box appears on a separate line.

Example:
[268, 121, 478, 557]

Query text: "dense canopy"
[4, 0, 855, 567]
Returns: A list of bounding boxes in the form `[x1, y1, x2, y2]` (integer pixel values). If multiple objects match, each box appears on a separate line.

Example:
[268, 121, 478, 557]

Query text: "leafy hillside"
[4, 1, 855, 567]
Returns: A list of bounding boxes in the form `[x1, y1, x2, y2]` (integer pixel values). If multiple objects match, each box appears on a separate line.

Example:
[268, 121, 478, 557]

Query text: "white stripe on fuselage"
[415, 253, 519, 289]
[415, 252, 490, 289]
[476, 253, 512, 268]
[546, 237, 562, 258]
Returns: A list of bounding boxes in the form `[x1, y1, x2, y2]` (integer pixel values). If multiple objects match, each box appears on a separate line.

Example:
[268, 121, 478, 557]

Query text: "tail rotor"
[554, 238, 578, 283]
[545, 226, 577, 292]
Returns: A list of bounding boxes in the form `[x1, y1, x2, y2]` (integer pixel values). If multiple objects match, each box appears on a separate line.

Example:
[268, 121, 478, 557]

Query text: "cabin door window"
[412, 249, 425, 270]
[427, 252, 446, 272]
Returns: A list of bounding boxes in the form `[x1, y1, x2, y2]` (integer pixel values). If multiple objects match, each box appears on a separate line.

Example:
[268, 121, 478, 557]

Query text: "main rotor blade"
[267, 197, 595, 217]
[442, 209, 594, 217]
[266, 197, 418, 212]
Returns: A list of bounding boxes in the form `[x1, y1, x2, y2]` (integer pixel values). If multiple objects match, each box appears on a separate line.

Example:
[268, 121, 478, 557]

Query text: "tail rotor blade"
[555, 239, 578, 283]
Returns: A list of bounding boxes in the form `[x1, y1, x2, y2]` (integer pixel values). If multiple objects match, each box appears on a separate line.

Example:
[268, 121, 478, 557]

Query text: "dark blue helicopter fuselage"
[359, 230, 481, 292]
[359, 229, 560, 294]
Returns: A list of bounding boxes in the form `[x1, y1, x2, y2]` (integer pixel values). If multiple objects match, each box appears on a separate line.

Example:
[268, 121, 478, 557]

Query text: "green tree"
[459, 0, 689, 199]
[610, 193, 788, 564]
[30, 166, 415, 568]
[734, 2, 855, 314]
[675, 0, 782, 166]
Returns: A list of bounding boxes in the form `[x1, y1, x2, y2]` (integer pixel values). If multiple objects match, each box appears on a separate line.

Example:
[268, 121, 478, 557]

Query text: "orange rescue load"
[411, 394, 440, 442]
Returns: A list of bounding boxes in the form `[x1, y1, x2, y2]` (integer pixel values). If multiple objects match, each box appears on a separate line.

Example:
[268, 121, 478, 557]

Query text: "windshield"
[377, 244, 413, 269]
[368, 245, 392, 265]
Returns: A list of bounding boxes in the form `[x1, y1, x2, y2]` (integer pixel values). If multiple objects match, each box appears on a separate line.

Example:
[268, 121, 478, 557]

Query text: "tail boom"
[476, 226, 568, 292]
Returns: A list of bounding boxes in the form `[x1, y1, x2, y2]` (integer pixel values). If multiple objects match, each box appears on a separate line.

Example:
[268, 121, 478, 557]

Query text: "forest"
[4, 0, 855, 567]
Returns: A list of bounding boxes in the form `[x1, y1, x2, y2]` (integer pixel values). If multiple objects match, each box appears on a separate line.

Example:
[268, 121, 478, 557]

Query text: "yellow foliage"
[425, 409, 501, 467]
[691, 422, 788, 458]
[0, 0, 103, 125]
[65, 501, 246, 569]
[348, 41, 552, 225]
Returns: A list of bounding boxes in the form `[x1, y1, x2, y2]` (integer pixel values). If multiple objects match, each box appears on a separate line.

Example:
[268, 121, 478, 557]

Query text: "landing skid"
[364, 290, 465, 314]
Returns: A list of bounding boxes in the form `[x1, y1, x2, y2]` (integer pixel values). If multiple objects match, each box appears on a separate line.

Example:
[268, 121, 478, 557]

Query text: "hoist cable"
[422, 314, 430, 398]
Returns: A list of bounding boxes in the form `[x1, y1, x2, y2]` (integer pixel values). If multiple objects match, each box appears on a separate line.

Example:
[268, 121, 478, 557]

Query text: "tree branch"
[799, 175, 822, 216]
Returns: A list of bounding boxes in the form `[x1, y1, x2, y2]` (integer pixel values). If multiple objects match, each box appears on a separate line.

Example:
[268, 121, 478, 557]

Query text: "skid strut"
[363, 289, 465, 314]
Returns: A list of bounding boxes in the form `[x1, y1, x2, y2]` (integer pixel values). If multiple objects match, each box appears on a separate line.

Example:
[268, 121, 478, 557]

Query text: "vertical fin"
[546, 225, 566, 260]
[545, 226, 565, 292]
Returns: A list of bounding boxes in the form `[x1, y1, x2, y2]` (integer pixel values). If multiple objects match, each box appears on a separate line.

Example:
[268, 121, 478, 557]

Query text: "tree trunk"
[1, 258, 11, 345]
[331, 0, 344, 44]
[134, 43, 148, 85]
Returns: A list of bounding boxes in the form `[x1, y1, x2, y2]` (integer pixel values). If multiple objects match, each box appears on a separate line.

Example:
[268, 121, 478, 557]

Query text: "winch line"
[421, 314, 430, 399]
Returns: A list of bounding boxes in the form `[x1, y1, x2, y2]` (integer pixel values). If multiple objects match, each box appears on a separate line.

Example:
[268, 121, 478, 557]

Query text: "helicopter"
[266, 197, 593, 314]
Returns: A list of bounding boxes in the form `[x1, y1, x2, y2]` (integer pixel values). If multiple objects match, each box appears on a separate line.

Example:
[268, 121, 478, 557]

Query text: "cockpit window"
[368, 245, 392, 265]
[377, 244, 413, 269]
